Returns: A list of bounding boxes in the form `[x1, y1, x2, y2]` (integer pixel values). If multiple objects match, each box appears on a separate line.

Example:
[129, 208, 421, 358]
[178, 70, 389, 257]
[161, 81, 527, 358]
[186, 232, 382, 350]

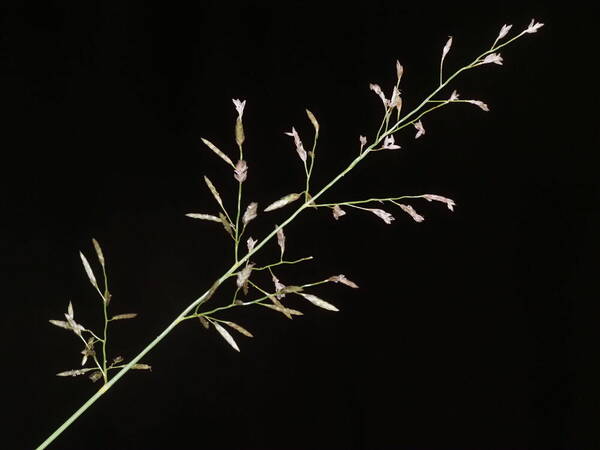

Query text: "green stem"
[100, 259, 110, 383]
[291, 278, 331, 289]
[101, 302, 109, 383]
[304, 128, 318, 202]
[76, 334, 104, 378]
[234, 144, 244, 262]
[253, 256, 314, 271]
[234, 180, 243, 261]
[375, 107, 392, 141]
[185, 291, 270, 320]
[313, 194, 429, 208]
[83, 328, 103, 343]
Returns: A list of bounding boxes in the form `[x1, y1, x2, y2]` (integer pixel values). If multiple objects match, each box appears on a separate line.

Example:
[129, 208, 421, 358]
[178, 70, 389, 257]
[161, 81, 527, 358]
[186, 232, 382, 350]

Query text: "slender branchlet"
[40, 19, 543, 450]
[50, 240, 150, 386]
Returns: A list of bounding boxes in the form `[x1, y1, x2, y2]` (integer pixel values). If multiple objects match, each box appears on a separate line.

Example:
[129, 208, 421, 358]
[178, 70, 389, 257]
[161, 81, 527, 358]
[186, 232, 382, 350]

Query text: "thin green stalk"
[101, 251, 110, 383]
[234, 144, 244, 262]
[234, 181, 243, 261]
[305, 130, 318, 202]
[313, 195, 429, 208]
[76, 334, 104, 378]
[253, 256, 314, 271]
[83, 328, 103, 342]
[230, 285, 242, 305]
[186, 291, 271, 320]
[101, 302, 109, 383]
[247, 280, 271, 298]
[296, 278, 331, 289]
[375, 107, 392, 141]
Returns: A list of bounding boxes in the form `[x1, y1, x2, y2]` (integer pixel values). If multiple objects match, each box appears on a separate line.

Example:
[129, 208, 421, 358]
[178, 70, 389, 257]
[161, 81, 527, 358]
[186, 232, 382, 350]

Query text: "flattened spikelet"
[79, 252, 98, 289]
[213, 322, 240, 351]
[223, 321, 254, 337]
[49, 319, 71, 330]
[242, 202, 258, 225]
[92, 238, 105, 268]
[328, 274, 359, 288]
[201, 138, 235, 168]
[306, 109, 319, 134]
[219, 213, 235, 237]
[299, 293, 339, 311]
[186, 213, 222, 222]
[111, 313, 138, 321]
[276, 227, 285, 258]
[260, 303, 304, 316]
[204, 176, 225, 208]
[264, 193, 301, 212]
[198, 316, 210, 329]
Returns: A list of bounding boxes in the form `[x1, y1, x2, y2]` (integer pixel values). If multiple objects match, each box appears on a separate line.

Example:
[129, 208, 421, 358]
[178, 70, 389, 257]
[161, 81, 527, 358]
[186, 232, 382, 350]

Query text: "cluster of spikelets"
[49, 239, 151, 382]
[186, 97, 362, 351]
[50, 18, 544, 366]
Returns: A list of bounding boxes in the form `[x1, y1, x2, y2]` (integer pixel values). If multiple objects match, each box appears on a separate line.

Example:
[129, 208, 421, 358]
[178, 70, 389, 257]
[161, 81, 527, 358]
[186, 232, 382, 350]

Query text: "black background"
[1, 2, 598, 449]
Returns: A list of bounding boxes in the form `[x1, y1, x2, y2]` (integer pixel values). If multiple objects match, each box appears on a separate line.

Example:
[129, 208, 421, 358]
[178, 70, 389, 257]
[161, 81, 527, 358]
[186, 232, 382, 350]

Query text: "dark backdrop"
[1, 2, 597, 449]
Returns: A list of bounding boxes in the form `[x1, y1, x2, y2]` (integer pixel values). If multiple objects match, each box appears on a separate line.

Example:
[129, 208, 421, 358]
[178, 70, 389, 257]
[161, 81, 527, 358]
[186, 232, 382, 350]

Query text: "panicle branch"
[50, 239, 148, 386]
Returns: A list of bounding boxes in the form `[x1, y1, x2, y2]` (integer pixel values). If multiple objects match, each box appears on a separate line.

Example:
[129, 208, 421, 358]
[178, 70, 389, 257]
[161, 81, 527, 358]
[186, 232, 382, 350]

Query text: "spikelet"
[213, 322, 240, 351]
[264, 193, 301, 212]
[299, 293, 339, 312]
[201, 138, 235, 168]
